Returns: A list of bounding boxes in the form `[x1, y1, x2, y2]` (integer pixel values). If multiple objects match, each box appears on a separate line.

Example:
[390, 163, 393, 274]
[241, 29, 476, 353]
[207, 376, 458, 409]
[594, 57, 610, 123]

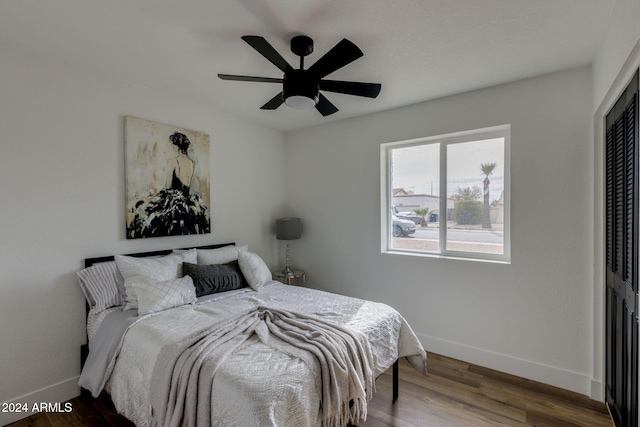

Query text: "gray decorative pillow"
[182, 261, 248, 297]
[76, 261, 126, 313]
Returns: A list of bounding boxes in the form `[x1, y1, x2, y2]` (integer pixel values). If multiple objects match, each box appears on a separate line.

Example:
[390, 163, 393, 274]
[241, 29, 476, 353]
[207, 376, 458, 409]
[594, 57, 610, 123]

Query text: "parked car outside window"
[392, 215, 416, 237]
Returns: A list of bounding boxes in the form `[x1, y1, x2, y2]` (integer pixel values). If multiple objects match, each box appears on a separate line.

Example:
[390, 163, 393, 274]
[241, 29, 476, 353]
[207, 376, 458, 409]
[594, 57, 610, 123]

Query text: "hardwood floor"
[361, 353, 612, 427]
[8, 352, 613, 427]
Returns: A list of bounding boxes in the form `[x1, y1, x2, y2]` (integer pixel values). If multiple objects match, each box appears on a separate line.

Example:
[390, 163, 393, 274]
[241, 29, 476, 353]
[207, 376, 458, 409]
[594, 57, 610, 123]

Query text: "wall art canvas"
[125, 116, 210, 239]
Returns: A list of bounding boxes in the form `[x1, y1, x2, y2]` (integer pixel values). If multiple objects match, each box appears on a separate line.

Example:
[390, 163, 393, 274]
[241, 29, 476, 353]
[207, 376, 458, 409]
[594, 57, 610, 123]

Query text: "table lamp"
[276, 217, 301, 276]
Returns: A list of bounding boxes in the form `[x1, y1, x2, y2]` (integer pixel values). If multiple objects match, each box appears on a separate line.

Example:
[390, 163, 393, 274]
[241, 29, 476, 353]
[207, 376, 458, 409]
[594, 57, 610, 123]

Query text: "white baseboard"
[591, 379, 604, 402]
[420, 333, 602, 400]
[0, 376, 80, 426]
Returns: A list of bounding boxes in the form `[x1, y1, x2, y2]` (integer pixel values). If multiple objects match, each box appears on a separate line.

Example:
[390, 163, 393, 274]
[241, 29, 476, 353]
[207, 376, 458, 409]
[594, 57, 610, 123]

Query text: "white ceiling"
[0, 1, 615, 132]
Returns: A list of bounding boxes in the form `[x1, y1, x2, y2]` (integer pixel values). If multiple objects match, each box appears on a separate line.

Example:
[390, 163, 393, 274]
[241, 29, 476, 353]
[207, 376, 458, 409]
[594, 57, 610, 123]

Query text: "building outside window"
[380, 125, 510, 263]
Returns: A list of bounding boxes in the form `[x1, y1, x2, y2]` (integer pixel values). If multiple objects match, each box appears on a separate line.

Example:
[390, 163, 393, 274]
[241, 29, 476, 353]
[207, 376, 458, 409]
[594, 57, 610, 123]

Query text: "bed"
[77, 243, 426, 427]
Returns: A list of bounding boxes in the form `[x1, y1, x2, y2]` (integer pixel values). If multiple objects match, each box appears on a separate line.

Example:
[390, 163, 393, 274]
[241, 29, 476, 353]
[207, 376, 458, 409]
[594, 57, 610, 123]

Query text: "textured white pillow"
[238, 250, 271, 290]
[196, 245, 248, 265]
[115, 249, 197, 310]
[132, 276, 197, 316]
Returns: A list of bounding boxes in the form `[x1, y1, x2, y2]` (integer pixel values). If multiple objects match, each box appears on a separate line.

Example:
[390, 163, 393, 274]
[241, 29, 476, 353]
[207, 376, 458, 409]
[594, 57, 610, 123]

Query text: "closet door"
[605, 70, 639, 427]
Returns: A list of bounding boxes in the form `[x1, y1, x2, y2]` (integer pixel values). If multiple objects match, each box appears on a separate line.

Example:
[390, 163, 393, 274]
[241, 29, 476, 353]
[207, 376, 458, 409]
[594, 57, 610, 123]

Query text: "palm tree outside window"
[480, 162, 498, 230]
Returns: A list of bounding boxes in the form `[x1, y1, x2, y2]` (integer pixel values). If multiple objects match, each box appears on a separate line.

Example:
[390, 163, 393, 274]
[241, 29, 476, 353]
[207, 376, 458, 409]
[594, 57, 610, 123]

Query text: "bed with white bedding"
[77, 243, 426, 427]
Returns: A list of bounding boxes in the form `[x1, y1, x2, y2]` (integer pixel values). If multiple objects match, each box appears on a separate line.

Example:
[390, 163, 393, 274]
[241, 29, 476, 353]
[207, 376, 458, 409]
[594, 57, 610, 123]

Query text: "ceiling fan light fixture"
[284, 95, 317, 109]
[283, 69, 319, 109]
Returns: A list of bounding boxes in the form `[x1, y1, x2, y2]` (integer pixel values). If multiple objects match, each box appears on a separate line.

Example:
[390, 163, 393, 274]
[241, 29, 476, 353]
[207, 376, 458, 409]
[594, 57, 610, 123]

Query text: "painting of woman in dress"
[125, 117, 210, 239]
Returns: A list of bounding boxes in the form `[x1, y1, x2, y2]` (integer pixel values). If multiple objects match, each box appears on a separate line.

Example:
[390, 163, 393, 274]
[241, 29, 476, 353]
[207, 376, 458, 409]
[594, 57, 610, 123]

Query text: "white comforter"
[104, 282, 426, 427]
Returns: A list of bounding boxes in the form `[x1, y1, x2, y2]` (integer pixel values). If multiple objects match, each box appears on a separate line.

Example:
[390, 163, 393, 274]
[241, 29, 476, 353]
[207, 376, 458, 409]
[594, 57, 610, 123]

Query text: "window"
[381, 125, 510, 262]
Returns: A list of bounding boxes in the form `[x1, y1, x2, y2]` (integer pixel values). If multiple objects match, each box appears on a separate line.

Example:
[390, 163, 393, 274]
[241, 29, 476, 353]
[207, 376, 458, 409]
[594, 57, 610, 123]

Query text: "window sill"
[382, 248, 511, 264]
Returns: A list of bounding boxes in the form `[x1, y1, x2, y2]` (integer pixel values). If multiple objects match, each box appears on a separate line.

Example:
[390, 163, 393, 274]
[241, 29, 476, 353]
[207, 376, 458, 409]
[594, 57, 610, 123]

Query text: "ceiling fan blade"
[315, 93, 339, 116]
[308, 39, 363, 79]
[218, 74, 283, 83]
[261, 92, 284, 110]
[319, 80, 381, 98]
[241, 35, 293, 73]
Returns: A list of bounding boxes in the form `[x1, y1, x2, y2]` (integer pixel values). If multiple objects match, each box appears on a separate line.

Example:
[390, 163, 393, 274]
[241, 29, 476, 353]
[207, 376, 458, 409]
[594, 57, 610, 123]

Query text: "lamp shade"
[276, 217, 302, 240]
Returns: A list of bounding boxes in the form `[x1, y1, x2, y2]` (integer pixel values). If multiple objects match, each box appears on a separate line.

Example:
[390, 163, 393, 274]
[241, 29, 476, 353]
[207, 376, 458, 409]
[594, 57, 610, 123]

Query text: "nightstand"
[272, 269, 306, 286]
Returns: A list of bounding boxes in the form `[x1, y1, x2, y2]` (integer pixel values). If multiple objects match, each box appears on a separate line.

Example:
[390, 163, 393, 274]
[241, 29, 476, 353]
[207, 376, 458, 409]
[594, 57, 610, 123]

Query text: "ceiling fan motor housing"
[283, 69, 319, 108]
[291, 35, 314, 57]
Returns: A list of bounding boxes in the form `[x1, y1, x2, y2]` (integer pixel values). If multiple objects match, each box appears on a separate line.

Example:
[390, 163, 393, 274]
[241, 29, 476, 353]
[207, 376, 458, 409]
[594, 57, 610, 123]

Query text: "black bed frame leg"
[392, 359, 399, 402]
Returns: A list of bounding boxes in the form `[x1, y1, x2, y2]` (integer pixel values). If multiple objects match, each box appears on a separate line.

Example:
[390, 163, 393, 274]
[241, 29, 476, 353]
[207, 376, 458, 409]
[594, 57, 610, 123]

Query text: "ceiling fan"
[218, 35, 381, 116]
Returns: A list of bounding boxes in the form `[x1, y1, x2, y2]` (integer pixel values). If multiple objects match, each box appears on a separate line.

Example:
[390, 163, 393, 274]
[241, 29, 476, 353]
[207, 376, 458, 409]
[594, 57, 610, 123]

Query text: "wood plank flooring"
[8, 352, 613, 427]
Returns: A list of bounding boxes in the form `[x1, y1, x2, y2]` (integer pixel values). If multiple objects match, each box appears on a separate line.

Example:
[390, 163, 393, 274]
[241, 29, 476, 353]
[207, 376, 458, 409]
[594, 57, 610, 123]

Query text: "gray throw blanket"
[149, 306, 375, 427]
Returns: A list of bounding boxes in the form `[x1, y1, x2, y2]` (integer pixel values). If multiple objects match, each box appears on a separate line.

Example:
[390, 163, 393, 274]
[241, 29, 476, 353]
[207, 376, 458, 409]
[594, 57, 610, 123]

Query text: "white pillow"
[133, 276, 197, 315]
[196, 245, 248, 265]
[115, 249, 197, 310]
[238, 250, 271, 291]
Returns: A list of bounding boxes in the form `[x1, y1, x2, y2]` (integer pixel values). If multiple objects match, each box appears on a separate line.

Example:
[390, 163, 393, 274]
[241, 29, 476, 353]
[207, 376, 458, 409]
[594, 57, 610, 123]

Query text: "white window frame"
[380, 124, 511, 263]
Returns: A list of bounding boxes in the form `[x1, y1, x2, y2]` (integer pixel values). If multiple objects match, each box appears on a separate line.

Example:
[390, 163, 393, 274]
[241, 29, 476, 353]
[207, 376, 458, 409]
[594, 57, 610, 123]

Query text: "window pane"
[390, 143, 439, 252]
[446, 138, 505, 254]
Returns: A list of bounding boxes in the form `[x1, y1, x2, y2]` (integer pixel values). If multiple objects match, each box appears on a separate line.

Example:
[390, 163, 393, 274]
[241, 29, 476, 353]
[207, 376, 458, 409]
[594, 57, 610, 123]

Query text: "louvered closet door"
[606, 70, 639, 427]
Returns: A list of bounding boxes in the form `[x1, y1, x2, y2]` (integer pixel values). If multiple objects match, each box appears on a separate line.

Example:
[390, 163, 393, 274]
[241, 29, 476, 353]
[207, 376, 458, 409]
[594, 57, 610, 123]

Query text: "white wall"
[592, 0, 640, 113]
[286, 66, 596, 396]
[0, 46, 287, 425]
